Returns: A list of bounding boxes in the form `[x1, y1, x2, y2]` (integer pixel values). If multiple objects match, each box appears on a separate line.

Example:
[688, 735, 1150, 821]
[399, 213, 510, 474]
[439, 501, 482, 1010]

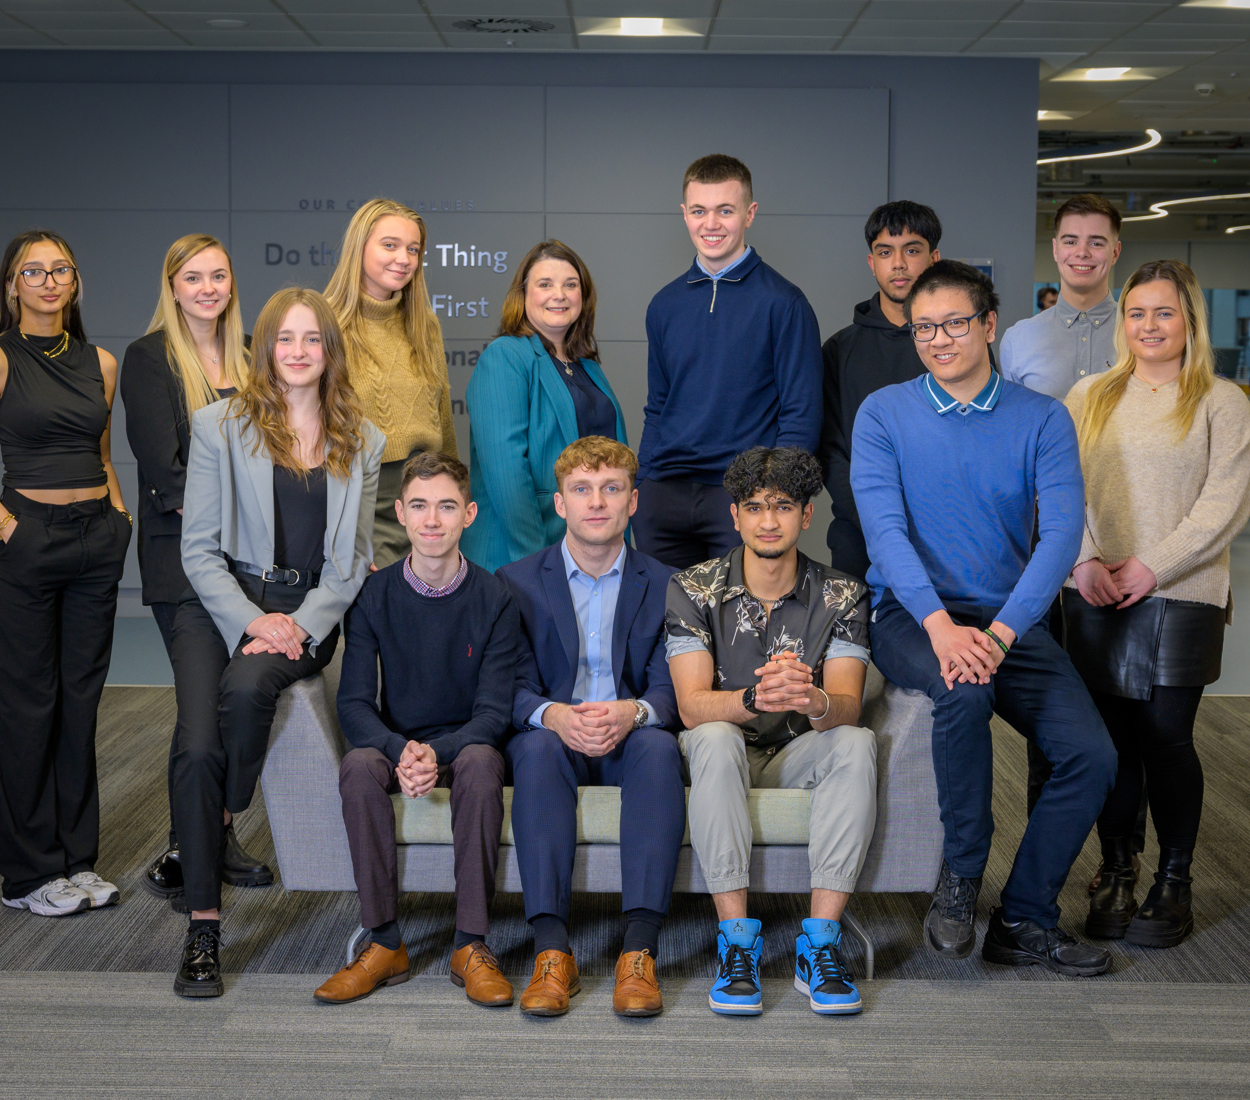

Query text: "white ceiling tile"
[1009, 2, 1170, 22]
[294, 13, 437, 32]
[863, 0, 1017, 17]
[149, 12, 299, 32]
[40, 28, 186, 44]
[135, 1, 280, 11]
[845, 19, 996, 36]
[0, 0, 133, 10]
[836, 36, 981, 52]
[0, 27, 54, 43]
[439, 30, 578, 47]
[715, 0, 864, 15]
[19, 12, 160, 30]
[965, 38, 1110, 52]
[423, 1, 569, 13]
[280, 0, 431, 11]
[983, 20, 1124, 39]
[176, 28, 314, 45]
[572, 0, 718, 15]
[708, 35, 840, 50]
[306, 30, 447, 46]
[711, 18, 854, 34]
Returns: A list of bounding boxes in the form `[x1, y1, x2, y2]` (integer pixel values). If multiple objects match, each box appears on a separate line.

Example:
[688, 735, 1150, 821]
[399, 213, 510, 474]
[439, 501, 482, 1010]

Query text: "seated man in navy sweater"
[315, 452, 521, 1008]
[498, 437, 686, 1019]
[851, 261, 1117, 977]
[634, 153, 822, 569]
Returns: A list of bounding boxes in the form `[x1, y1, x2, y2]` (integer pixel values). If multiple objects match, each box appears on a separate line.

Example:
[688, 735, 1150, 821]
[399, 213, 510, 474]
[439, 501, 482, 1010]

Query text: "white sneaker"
[2, 878, 91, 917]
[69, 871, 120, 908]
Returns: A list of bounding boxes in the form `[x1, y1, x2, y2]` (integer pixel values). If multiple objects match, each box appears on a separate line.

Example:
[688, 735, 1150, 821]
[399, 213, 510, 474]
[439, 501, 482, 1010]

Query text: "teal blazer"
[462, 334, 627, 574]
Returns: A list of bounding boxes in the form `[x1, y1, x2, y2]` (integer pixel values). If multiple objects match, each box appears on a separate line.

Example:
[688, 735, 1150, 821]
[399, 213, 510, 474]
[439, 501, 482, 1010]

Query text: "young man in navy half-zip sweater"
[816, 200, 941, 582]
[314, 452, 522, 1010]
[635, 154, 822, 570]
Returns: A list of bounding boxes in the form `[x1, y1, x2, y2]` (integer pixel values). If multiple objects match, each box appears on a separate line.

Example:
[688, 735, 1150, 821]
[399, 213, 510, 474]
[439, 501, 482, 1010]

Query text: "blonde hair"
[1077, 259, 1215, 451]
[322, 198, 444, 383]
[146, 234, 249, 417]
[228, 287, 364, 482]
[554, 436, 635, 490]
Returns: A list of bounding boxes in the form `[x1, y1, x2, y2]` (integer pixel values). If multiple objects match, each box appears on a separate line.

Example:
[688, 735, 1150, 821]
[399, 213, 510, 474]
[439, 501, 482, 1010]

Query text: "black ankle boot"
[220, 822, 275, 888]
[1086, 836, 1137, 939]
[1126, 846, 1193, 949]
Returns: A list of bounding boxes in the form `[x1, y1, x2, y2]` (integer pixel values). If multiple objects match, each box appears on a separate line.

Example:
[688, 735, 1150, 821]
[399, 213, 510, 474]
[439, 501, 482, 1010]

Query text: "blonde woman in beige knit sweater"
[325, 199, 457, 567]
[1064, 259, 1250, 950]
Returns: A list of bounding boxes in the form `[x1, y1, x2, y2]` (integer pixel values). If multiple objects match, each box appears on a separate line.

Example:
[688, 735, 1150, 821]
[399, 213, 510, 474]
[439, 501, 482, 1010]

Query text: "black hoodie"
[816, 295, 925, 580]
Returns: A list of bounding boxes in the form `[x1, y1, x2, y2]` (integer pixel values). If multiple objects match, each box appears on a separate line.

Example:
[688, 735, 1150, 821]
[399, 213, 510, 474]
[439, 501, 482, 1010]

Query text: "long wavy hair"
[497, 239, 600, 363]
[146, 234, 249, 418]
[1077, 259, 1216, 450]
[228, 287, 363, 481]
[322, 198, 444, 382]
[1, 229, 87, 340]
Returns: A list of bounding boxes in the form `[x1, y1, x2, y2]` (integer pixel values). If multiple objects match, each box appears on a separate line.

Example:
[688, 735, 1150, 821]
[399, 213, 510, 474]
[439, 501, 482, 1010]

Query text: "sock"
[371, 919, 401, 951]
[622, 907, 664, 957]
[188, 918, 219, 933]
[530, 913, 570, 956]
[453, 929, 481, 951]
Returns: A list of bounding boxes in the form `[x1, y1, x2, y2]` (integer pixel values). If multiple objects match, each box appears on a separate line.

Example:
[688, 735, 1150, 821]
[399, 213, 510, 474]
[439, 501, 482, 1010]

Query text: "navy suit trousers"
[869, 592, 1117, 927]
[506, 725, 687, 923]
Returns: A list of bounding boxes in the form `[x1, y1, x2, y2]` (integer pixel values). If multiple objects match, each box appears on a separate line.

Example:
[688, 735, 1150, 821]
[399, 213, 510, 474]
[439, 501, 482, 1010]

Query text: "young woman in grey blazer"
[170, 287, 385, 998]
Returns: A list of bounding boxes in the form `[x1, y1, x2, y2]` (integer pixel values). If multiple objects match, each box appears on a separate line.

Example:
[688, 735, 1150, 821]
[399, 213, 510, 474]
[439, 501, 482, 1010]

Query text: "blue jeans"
[506, 725, 687, 923]
[869, 593, 1117, 927]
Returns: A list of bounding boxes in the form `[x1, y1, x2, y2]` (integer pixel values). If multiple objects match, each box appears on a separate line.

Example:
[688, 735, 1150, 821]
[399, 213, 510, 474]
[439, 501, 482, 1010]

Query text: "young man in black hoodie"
[817, 201, 941, 580]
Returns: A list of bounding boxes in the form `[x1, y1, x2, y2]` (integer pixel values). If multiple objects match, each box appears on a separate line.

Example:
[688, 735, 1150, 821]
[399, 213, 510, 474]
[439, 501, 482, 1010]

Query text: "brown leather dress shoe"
[519, 950, 580, 1016]
[450, 941, 514, 1007]
[314, 942, 410, 1004]
[613, 949, 663, 1017]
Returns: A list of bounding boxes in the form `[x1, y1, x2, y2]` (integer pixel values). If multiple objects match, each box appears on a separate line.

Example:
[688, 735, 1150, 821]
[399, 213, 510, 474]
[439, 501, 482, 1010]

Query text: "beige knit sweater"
[351, 294, 457, 465]
[1063, 373, 1250, 615]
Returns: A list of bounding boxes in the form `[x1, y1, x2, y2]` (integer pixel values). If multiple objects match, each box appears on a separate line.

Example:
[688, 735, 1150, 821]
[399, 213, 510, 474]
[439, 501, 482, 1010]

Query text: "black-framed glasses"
[18, 265, 77, 288]
[909, 311, 984, 342]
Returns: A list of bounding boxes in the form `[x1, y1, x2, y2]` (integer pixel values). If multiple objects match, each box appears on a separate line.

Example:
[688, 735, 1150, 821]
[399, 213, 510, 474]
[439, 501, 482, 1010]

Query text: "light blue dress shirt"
[695, 244, 754, 281]
[529, 540, 660, 730]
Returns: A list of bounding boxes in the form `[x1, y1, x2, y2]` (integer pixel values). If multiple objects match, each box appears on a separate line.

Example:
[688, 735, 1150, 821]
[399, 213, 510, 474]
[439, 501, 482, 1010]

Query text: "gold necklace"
[21, 329, 70, 358]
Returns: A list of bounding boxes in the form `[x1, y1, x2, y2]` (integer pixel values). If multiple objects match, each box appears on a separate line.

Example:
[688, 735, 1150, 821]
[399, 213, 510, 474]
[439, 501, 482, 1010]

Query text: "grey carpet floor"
[1, 689, 1248, 986]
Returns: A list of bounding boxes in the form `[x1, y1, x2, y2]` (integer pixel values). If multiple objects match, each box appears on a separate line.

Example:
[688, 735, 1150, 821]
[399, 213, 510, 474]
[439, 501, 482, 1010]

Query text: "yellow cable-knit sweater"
[351, 293, 457, 465]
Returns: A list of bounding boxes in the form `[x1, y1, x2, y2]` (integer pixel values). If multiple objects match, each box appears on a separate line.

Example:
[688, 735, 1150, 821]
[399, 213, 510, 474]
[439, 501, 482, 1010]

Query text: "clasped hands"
[397, 739, 438, 798]
[750, 651, 827, 717]
[242, 612, 309, 660]
[544, 699, 638, 757]
[1072, 555, 1158, 610]
[922, 610, 1016, 691]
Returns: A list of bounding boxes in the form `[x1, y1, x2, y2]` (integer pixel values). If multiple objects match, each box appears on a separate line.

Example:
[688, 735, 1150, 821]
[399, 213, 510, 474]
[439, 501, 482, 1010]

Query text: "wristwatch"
[630, 699, 649, 731]
[742, 684, 762, 715]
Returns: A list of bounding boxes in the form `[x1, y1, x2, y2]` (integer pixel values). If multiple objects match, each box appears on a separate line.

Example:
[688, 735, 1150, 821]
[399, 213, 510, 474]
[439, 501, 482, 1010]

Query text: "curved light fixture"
[1123, 191, 1250, 223]
[1037, 128, 1161, 165]
[1227, 224, 1250, 234]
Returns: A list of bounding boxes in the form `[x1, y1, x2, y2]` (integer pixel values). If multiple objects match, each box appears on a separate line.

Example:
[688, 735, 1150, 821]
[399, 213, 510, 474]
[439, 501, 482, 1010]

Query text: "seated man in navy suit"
[497, 437, 686, 1020]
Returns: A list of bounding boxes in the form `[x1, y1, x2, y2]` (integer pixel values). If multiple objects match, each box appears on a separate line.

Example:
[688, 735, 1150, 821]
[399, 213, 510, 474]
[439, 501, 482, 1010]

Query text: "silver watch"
[630, 699, 649, 731]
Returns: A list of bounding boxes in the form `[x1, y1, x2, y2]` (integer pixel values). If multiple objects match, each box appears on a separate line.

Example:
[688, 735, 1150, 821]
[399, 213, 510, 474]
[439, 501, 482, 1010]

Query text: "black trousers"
[150, 601, 180, 849]
[632, 477, 739, 571]
[0, 490, 129, 899]
[169, 573, 337, 911]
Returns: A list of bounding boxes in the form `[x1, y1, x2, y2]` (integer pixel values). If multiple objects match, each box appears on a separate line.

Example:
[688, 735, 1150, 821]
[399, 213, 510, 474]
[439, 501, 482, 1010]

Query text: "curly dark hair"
[722, 447, 824, 507]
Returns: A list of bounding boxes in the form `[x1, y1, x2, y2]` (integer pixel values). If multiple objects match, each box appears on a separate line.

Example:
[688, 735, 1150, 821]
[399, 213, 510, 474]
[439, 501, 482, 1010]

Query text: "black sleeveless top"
[273, 465, 327, 575]
[0, 328, 108, 490]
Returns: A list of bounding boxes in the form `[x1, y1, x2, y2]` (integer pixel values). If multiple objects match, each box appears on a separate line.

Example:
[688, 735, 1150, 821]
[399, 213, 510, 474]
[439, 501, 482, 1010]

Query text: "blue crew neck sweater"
[850, 374, 1084, 639]
[638, 250, 822, 483]
[336, 559, 521, 765]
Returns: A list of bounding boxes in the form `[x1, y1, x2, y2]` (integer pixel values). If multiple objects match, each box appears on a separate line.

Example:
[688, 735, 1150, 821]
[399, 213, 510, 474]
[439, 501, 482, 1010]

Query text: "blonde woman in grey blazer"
[170, 288, 384, 999]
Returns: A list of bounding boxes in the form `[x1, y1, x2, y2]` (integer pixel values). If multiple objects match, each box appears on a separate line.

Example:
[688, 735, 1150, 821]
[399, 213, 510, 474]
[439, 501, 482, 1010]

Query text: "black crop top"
[0, 328, 108, 490]
[273, 465, 328, 576]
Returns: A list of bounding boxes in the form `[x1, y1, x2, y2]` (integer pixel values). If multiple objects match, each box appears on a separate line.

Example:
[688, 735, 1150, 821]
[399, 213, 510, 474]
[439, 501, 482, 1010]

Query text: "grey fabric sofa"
[259, 651, 942, 976]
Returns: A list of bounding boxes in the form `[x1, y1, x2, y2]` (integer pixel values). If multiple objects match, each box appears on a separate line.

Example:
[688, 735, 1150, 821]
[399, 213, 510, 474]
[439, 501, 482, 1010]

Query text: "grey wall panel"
[0, 84, 228, 211]
[228, 85, 547, 214]
[544, 87, 889, 216]
[593, 339, 649, 451]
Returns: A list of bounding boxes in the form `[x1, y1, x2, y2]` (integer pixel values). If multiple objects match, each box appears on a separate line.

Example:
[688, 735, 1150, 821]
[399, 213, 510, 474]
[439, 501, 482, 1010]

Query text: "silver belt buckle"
[286, 568, 301, 586]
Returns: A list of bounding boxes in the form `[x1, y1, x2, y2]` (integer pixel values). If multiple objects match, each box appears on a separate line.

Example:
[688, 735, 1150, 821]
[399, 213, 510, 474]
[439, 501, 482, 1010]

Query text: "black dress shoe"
[1086, 836, 1138, 940]
[923, 860, 982, 958]
[982, 906, 1111, 976]
[220, 823, 274, 888]
[174, 924, 224, 998]
[143, 846, 184, 899]
[1126, 846, 1194, 949]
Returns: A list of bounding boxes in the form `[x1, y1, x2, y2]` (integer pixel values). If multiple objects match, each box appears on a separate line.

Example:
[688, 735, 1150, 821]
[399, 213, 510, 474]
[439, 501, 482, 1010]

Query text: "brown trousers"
[338, 744, 504, 934]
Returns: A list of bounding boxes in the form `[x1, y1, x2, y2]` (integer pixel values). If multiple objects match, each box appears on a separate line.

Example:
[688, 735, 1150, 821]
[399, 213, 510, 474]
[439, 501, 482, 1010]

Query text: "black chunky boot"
[1086, 836, 1137, 939]
[1126, 846, 1194, 949]
[221, 822, 275, 888]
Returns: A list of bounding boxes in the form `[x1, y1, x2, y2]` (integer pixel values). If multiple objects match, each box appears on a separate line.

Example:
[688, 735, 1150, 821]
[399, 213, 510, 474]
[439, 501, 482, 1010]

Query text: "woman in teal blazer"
[463, 240, 627, 573]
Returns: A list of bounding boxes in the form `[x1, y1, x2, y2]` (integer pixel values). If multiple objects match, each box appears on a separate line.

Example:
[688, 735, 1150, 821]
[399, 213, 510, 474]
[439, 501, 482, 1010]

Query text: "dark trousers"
[505, 726, 687, 924]
[632, 478, 739, 571]
[169, 574, 337, 911]
[0, 490, 129, 899]
[1093, 686, 1204, 850]
[869, 593, 1117, 927]
[338, 744, 505, 934]
[150, 600, 180, 849]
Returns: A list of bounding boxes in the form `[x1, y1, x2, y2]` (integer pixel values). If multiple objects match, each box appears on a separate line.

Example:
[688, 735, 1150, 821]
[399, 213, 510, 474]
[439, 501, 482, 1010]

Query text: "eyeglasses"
[18, 265, 77, 288]
[909, 311, 985, 342]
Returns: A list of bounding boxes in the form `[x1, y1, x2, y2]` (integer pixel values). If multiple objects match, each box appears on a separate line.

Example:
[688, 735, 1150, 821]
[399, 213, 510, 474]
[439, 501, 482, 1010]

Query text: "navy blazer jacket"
[497, 541, 679, 733]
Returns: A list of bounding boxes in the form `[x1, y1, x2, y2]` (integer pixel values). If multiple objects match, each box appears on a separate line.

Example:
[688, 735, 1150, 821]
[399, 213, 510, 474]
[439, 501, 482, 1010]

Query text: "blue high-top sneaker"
[709, 918, 763, 1015]
[794, 918, 862, 1015]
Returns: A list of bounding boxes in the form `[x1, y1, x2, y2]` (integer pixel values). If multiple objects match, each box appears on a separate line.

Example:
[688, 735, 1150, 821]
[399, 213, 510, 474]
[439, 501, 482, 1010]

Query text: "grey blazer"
[182, 398, 386, 650]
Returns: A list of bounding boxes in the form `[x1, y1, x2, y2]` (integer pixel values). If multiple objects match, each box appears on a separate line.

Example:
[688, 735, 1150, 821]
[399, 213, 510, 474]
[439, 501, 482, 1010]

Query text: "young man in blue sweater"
[634, 153, 823, 570]
[314, 453, 521, 1008]
[851, 261, 1117, 977]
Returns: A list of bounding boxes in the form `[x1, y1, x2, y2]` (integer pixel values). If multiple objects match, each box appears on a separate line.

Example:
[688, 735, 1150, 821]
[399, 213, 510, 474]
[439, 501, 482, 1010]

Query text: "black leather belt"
[228, 557, 321, 590]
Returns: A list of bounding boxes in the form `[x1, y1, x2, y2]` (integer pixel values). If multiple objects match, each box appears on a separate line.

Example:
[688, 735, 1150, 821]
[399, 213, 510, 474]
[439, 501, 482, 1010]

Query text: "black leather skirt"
[1062, 589, 1226, 701]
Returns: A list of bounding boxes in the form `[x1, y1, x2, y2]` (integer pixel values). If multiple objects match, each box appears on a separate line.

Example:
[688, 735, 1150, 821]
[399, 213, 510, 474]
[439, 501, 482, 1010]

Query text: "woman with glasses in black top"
[0, 230, 131, 918]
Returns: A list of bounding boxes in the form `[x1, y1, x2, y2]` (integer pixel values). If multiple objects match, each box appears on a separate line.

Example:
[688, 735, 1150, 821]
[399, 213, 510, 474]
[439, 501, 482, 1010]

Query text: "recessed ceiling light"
[620, 18, 664, 35]
[1227, 223, 1250, 234]
[1123, 190, 1250, 223]
[207, 19, 247, 29]
[1084, 67, 1131, 80]
[1038, 110, 1074, 120]
[579, 17, 701, 36]
[1037, 129, 1162, 165]
[1182, 1, 1250, 10]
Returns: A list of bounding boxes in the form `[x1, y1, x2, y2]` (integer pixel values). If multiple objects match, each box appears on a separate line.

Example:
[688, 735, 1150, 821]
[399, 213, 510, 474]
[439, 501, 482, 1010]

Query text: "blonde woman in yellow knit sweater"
[1064, 259, 1250, 950]
[325, 199, 456, 566]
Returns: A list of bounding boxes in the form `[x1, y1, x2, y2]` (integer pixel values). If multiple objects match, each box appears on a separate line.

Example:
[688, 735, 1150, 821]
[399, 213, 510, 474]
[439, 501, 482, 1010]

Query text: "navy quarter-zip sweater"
[638, 250, 822, 484]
